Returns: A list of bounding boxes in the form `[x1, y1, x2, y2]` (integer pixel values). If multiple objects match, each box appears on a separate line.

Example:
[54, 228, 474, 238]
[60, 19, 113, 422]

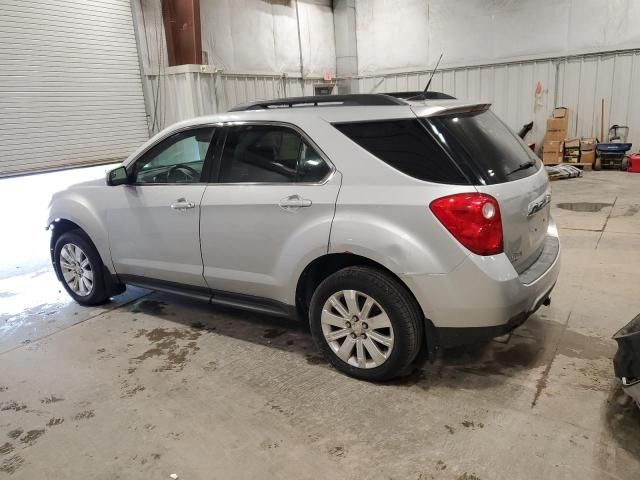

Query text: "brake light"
[429, 193, 503, 256]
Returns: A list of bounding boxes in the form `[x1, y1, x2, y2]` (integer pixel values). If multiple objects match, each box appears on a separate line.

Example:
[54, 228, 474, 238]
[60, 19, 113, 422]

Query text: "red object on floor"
[629, 153, 640, 172]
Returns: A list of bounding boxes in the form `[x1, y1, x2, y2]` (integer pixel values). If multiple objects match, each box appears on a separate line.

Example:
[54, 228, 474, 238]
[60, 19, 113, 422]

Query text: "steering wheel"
[167, 164, 199, 182]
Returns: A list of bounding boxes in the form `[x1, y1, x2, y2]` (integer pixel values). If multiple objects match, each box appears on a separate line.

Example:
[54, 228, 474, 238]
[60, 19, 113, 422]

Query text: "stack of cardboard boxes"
[564, 138, 580, 163]
[563, 137, 597, 166]
[542, 107, 569, 165]
[580, 138, 596, 165]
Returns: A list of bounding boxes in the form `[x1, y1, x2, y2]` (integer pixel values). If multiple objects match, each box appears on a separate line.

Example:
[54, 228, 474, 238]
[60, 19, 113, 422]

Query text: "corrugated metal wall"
[132, 0, 334, 135]
[0, 0, 149, 177]
[219, 74, 320, 111]
[144, 70, 323, 134]
[557, 51, 640, 146]
[357, 49, 640, 154]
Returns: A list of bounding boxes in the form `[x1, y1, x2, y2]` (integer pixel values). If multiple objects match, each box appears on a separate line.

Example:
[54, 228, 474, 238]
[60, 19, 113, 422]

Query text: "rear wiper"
[506, 160, 536, 176]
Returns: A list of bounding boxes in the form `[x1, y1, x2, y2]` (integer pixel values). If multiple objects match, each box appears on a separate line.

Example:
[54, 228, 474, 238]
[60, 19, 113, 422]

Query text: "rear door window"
[424, 110, 541, 184]
[332, 119, 469, 184]
[218, 125, 331, 183]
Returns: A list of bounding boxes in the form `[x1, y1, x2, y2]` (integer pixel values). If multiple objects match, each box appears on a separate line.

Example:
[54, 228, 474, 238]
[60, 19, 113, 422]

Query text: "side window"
[219, 125, 330, 183]
[134, 128, 215, 184]
[298, 141, 331, 183]
[333, 120, 468, 184]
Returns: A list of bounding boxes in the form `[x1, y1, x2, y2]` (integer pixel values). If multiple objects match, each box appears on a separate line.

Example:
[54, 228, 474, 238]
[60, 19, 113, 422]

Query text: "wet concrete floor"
[1, 170, 640, 479]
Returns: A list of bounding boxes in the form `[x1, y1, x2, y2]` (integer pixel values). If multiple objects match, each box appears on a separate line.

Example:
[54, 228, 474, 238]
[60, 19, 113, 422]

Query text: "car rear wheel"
[54, 230, 111, 306]
[309, 266, 423, 381]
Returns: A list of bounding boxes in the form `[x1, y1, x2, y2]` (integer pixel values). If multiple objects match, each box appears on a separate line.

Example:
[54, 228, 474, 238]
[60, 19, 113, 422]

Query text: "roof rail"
[229, 94, 406, 112]
[386, 91, 457, 100]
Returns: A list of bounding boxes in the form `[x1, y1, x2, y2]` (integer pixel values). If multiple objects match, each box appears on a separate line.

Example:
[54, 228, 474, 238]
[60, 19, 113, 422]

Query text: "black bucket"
[613, 313, 640, 381]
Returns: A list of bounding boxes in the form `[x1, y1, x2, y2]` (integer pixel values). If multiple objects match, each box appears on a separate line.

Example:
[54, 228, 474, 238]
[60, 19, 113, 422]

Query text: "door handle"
[171, 198, 196, 211]
[279, 194, 312, 211]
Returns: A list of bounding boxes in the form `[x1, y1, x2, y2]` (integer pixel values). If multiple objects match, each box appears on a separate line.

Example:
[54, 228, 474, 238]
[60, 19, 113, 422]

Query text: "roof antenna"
[406, 53, 443, 101]
[423, 52, 443, 94]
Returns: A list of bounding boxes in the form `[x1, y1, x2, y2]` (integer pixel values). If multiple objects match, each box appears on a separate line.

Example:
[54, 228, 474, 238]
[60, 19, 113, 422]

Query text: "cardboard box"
[545, 130, 566, 142]
[581, 150, 595, 164]
[564, 137, 580, 149]
[543, 140, 564, 153]
[543, 151, 562, 164]
[581, 138, 596, 151]
[552, 107, 568, 118]
[547, 117, 569, 131]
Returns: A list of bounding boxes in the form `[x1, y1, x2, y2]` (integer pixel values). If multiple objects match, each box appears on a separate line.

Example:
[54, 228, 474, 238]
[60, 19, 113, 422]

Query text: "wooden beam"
[161, 0, 202, 66]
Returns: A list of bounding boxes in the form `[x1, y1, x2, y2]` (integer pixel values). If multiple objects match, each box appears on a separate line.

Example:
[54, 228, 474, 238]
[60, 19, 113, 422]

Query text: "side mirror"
[106, 166, 129, 186]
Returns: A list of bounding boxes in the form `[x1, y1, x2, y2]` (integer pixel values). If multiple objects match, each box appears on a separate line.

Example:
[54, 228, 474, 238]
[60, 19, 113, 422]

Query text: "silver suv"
[48, 93, 560, 380]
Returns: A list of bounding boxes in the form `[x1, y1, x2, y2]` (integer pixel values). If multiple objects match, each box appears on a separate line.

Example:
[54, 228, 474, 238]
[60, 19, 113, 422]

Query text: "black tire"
[594, 157, 602, 171]
[54, 230, 111, 306]
[621, 156, 629, 171]
[309, 266, 423, 381]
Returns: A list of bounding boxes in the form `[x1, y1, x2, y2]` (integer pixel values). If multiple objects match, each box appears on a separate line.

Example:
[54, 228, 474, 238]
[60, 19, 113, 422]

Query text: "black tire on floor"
[621, 156, 629, 171]
[54, 230, 111, 306]
[594, 157, 602, 171]
[309, 266, 423, 381]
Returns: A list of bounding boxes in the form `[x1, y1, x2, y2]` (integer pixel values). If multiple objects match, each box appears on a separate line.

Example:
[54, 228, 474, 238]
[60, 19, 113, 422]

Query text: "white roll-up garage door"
[0, 0, 149, 177]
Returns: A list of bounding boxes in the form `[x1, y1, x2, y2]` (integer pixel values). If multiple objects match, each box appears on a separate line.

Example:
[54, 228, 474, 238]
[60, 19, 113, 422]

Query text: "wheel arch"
[48, 215, 114, 278]
[295, 253, 437, 353]
[49, 219, 96, 278]
[49, 218, 125, 296]
[47, 194, 115, 275]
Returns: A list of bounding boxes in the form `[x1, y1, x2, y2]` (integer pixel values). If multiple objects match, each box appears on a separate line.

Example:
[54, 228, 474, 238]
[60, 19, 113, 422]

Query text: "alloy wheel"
[59, 243, 94, 297]
[320, 290, 394, 369]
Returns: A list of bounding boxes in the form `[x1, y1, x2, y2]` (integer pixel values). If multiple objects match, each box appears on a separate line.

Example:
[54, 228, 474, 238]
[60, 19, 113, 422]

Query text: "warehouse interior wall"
[199, 0, 335, 77]
[355, 0, 640, 74]
[130, 0, 640, 152]
[131, 0, 335, 132]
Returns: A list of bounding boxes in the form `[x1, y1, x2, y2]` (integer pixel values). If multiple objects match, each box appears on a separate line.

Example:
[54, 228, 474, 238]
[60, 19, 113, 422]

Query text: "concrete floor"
[1, 169, 639, 479]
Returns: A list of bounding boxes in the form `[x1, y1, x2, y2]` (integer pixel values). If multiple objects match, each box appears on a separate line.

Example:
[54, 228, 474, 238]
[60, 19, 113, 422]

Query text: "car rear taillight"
[429, 193, 503, 256]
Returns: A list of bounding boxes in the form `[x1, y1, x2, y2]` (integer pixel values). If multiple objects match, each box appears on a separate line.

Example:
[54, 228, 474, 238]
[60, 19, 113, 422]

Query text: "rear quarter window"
[424, 110, 541, 184]
[333, 119, 469, 184]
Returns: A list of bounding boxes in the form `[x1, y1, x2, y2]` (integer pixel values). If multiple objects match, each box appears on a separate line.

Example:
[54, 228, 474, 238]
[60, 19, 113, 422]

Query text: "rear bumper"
[436, 285, 554, 347]
[401, 230, 560, 346]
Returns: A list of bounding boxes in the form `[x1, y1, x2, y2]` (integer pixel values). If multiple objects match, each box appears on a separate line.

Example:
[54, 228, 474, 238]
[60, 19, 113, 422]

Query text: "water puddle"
[556, 202, 613, 212]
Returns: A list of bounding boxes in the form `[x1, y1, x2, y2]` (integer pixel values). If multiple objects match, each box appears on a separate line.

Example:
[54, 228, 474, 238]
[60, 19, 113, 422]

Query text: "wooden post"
[600, 98, 605, 142]
[161, 0, 202, 66]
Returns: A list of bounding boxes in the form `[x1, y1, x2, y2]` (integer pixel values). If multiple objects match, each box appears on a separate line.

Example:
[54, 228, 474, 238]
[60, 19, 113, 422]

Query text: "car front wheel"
[54, 230, 111, 306]
[309, 266, 423, 381]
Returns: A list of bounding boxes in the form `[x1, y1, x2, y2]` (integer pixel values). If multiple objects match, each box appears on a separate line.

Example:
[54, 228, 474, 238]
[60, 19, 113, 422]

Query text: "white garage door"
[0, 0, 149, 177]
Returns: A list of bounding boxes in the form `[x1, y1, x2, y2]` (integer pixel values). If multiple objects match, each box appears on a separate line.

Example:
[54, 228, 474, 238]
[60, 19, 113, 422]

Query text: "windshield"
[424, 110, 541, 184]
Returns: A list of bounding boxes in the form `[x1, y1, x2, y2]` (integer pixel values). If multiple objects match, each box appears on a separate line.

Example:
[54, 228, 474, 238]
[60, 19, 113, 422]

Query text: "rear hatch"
[416, 106, 551, 273]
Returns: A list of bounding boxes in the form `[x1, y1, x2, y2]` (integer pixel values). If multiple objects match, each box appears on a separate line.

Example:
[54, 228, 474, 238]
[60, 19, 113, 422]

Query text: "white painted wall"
[355, 0, 640, 151]
[135, 0, 335, 77]
[201, 0, 335, 76]
[130, 0, 640, 151]
[133, 0, 336, 131]
[356, 0, 640, 74]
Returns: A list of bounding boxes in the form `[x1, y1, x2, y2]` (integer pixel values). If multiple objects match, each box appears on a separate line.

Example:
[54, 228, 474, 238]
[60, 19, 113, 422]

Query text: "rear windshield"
[424, 110, 541, 184]
[332, 119, 469, 184]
